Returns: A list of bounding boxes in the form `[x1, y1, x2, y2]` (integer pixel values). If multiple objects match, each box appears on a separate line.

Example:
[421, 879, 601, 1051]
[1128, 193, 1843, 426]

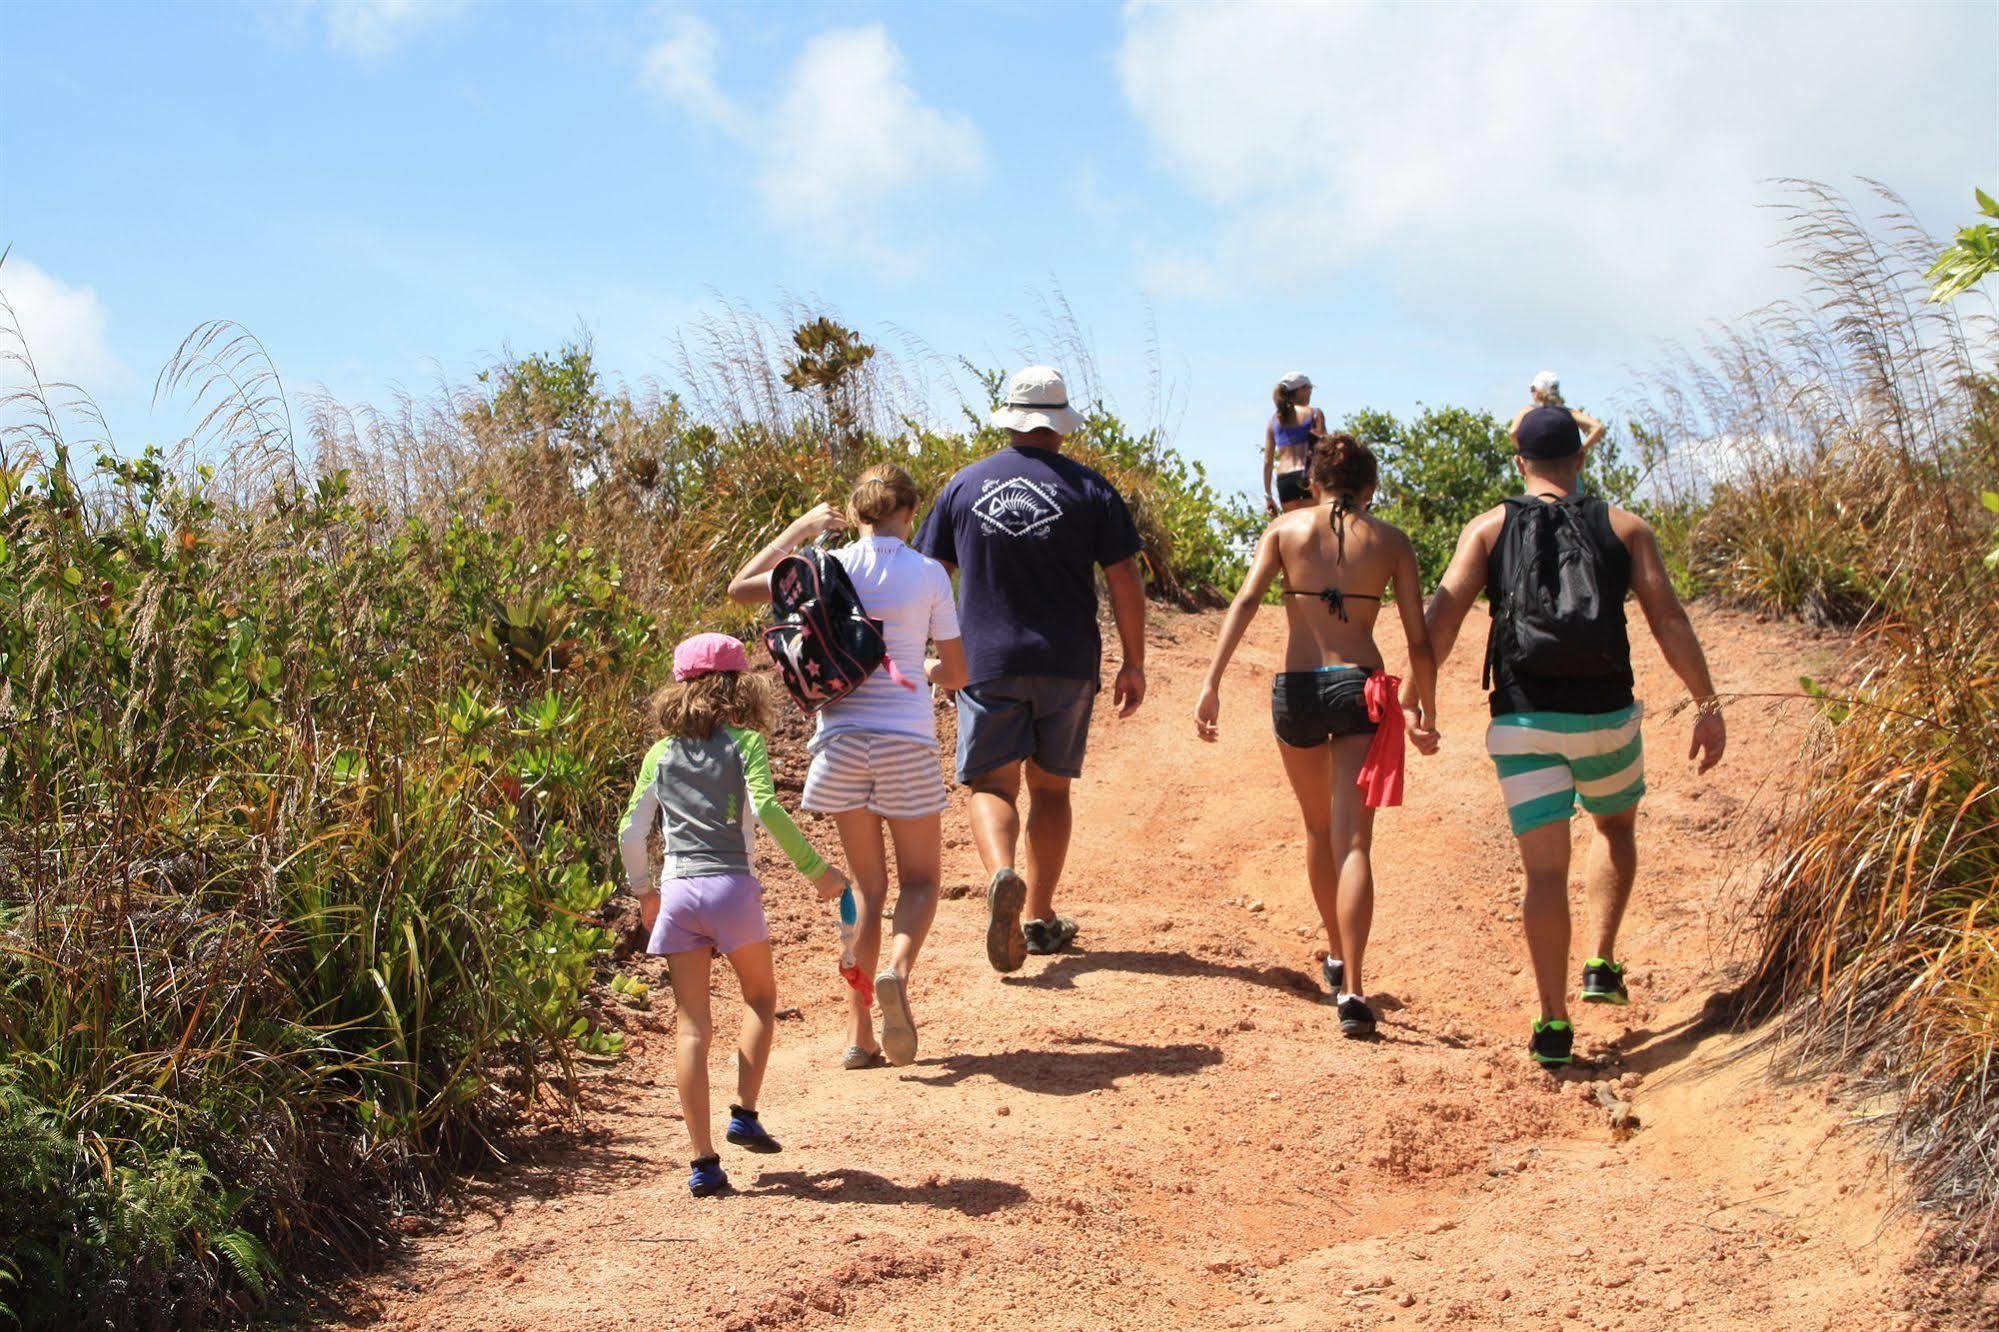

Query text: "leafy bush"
[0, 412, 656, 1325]
[1631, 181, 1999, 1262]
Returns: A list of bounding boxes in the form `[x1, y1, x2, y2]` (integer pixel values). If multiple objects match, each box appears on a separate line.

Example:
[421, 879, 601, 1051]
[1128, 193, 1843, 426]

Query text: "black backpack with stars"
[763, 546, 909, 714]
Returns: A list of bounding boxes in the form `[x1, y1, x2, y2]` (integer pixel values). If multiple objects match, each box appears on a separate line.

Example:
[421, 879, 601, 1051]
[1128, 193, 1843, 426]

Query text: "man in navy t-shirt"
[914, 365, 1147, 973]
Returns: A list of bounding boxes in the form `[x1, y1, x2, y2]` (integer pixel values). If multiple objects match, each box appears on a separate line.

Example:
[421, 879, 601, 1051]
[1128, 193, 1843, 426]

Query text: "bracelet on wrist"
[1694, 696, 1723, 718]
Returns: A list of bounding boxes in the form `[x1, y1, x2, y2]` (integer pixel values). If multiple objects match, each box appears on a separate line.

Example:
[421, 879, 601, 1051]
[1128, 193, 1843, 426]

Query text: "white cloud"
[0, 259, 128, 393]
[638, 20, 983, 273]
[1118, 1, 1995, 340]
[291, 0, 473, 61]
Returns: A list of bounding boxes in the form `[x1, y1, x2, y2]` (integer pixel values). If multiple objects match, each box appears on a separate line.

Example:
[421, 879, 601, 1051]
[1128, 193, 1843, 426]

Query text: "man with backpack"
[1415, 388, 1726, 1067]
[914, 365, 1147, 973]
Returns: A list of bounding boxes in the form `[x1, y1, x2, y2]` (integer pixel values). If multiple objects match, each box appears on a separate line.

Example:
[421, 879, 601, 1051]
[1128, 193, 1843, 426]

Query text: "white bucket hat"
[991, 365, 1085, 435]
[1277, 370, 1312, 392]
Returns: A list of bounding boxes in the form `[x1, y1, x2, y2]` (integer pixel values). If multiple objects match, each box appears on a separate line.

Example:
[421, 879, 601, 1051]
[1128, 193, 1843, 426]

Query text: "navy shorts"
[955, 675, 1097, 782]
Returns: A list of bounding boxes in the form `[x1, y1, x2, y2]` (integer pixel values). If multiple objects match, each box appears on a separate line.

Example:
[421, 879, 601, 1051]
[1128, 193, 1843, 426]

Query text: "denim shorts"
[955, 675, 1097, 782]
[1271, 666, 1379, 748]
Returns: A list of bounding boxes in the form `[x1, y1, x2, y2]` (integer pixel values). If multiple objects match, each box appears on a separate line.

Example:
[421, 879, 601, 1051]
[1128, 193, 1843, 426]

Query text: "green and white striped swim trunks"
[1486, 702, 1646, 836]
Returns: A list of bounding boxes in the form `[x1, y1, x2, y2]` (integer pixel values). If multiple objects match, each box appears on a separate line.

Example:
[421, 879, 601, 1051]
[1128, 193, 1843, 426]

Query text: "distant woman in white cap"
[1509, 371, 1606, 459]
[1264, 371, 1327, 515]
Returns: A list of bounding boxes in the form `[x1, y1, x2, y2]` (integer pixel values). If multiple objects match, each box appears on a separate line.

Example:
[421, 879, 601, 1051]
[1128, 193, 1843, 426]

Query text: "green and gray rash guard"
[618, 725, 828, 892]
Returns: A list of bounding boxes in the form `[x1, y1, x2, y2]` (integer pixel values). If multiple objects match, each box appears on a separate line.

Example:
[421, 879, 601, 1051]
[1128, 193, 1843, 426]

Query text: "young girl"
[728, 464, 968, 1070]
[618, 632, 848, 1197]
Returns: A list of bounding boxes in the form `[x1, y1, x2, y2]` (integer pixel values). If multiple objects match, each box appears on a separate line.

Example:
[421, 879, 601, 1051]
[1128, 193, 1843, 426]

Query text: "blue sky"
[3, 0, 1994, 499]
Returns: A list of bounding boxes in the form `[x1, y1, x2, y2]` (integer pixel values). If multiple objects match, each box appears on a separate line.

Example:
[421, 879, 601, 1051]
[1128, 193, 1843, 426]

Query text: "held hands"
[811, 864, 850, 903]
[1405, 705, 1441, 756]
[1194, 684, 1221, 742]
[1689, 705, 1726, 774]
[1113, 662, 1147, 718]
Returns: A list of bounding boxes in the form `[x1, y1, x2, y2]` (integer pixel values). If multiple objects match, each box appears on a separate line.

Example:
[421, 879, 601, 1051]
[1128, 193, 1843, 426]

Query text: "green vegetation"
[0, 308, 1251, 1327]
[1632, 180, 1999, 1262]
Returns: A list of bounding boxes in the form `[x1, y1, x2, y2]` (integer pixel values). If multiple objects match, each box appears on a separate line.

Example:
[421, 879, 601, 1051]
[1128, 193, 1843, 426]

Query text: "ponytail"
[848, 463, 921, 526]
[1273, 383, 1299, 429]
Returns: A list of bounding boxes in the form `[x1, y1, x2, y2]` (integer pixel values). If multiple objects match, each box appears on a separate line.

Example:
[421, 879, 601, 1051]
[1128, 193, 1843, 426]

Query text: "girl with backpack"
[618, 633, 849, 1197]
[1194, 436, 1440, 1039]
[728, 465, 969, 1069]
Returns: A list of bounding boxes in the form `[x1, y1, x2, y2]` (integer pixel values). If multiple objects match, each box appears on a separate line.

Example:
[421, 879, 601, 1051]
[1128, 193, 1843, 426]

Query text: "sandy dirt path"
[342, 606, 1931, 1331]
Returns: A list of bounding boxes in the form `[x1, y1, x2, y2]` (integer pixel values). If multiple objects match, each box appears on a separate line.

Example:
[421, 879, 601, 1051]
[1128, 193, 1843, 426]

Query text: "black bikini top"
[1281, 493, 1381, 623]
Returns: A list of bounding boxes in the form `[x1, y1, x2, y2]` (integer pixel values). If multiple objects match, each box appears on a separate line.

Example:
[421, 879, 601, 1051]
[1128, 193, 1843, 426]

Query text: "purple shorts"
[648, 872, 769, 956]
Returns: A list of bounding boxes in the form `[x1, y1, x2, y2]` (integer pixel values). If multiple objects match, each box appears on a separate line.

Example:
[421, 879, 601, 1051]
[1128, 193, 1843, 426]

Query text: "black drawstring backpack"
[1484, 493, 1621, 687]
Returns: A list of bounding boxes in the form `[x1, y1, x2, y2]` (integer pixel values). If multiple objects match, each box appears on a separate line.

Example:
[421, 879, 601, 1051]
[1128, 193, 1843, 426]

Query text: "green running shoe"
[1530, 1018, 1575, 1067]
[1581, 957, 1630, 1006]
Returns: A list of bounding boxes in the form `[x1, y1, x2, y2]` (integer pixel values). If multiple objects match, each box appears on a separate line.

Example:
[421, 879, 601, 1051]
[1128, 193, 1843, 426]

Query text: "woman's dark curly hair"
[1310, 432, 1378, 497]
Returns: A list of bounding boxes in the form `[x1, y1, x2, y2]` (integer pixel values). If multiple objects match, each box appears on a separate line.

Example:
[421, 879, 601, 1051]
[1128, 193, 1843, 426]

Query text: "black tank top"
[1515, 405, 1582, 460]
[1485, 496, 1634, 717]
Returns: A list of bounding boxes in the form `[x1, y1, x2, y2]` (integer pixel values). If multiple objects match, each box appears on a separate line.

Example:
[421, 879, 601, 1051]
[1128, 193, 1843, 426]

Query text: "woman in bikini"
[1195, 434, 1439, 1038]
[1264, 371, 1327, 515]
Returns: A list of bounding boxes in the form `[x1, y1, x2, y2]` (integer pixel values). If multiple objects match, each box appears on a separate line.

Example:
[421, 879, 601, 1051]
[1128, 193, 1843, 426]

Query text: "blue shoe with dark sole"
[689, 1154, 729, 1197]
[725, 1105, 782, 1154]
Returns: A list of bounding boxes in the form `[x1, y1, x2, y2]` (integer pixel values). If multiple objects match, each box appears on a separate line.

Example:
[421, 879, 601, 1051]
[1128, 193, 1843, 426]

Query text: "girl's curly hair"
[651, 670, 775, 741]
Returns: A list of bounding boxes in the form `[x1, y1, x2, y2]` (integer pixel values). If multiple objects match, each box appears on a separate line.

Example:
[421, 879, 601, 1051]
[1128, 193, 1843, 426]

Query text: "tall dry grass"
[1630, 181, 1999, 1262]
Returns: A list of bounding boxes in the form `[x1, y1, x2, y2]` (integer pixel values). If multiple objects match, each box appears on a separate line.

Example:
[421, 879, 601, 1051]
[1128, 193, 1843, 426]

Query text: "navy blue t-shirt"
[914, 445, 1143, 685]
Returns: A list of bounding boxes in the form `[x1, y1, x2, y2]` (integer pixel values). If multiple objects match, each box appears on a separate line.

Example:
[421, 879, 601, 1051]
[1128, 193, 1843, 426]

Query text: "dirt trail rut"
[345, 607, 1927, 1331]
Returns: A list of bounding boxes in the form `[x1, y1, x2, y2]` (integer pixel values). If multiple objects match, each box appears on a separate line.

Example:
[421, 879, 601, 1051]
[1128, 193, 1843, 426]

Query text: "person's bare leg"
[883, 811, 943, 978]
[1276, 739, 1340, 969]
[1328, 734, 1377, 996]
[665, 948, 716, 1159]
[1021, 761, 1074, 923]
[833, 809, 890, 1055]
[1516, 820, 1575, 1021]
[967, 761, 1023, 877]
[1584, 805, 1639, 961]
[723, 941, 777, 1112]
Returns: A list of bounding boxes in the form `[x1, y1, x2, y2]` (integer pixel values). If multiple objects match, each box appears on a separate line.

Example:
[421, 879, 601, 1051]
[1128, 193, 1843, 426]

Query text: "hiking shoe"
[1322, 956, 1345, 996]
[985, 869, 1029, 973]
[688, 1154, 729, 1197]
[725, 1105, 781, 1154]
[1529, 1018, 1575, 1068]
[1581, 957, 1630, 1006]
[1337, 995, 1377, 1038]
[875, 971, 918, 1067]
[1023, 916, 1079, 956]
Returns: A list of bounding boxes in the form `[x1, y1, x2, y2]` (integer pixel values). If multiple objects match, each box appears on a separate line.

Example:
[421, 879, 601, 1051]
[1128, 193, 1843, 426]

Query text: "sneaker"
[688, 1154, 729, 1197]
[1337, 994, 1377, 1038]
[1322, 956, 1345, 996]
[724, 1105, 782, 1154]
[1529, 1018, 1575, 1068]
[840, 1045, 885, 1071]
[1023, 916, 1079, 956]
[875, 971, 918, 1067]
[1581, 957, 1630, 1006]
[985, 869, 1028, 973]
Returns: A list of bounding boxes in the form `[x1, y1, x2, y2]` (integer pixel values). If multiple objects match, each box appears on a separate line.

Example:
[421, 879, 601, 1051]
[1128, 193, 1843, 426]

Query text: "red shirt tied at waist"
[1359, 670, 1406, 808]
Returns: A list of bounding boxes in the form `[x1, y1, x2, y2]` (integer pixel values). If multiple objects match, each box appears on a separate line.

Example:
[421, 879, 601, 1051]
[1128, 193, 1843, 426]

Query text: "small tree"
[782, 317, 876, 460]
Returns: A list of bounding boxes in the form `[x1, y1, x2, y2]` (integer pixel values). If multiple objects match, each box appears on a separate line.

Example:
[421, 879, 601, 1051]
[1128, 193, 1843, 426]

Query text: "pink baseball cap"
[672, 632, 750, 681]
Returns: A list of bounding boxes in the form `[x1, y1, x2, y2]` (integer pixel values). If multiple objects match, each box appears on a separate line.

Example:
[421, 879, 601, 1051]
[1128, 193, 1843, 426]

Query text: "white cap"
[990, 365, 1085, 435]
[1530, 370, 1561, 397]
[1277, 370, 1312, 392]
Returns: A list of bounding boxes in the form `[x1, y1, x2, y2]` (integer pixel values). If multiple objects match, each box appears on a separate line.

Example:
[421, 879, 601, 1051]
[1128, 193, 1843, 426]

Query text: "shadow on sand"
[1002, 946, 1323, 1000]
[748, 1168, 1028, 1217]
[901, 1034, 1223, 1094]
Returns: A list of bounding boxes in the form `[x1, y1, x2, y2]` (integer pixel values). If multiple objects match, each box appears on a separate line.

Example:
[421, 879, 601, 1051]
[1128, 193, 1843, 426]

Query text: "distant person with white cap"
[914, 365, 1147, 972]
[1265, 371, 1328, 515]
[1509, 371, 1606, 459]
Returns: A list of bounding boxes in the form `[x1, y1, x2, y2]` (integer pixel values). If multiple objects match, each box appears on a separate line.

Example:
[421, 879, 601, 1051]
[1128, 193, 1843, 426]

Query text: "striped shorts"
[1486, 702, 1646, 836]
[802, 731, 949, 821]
